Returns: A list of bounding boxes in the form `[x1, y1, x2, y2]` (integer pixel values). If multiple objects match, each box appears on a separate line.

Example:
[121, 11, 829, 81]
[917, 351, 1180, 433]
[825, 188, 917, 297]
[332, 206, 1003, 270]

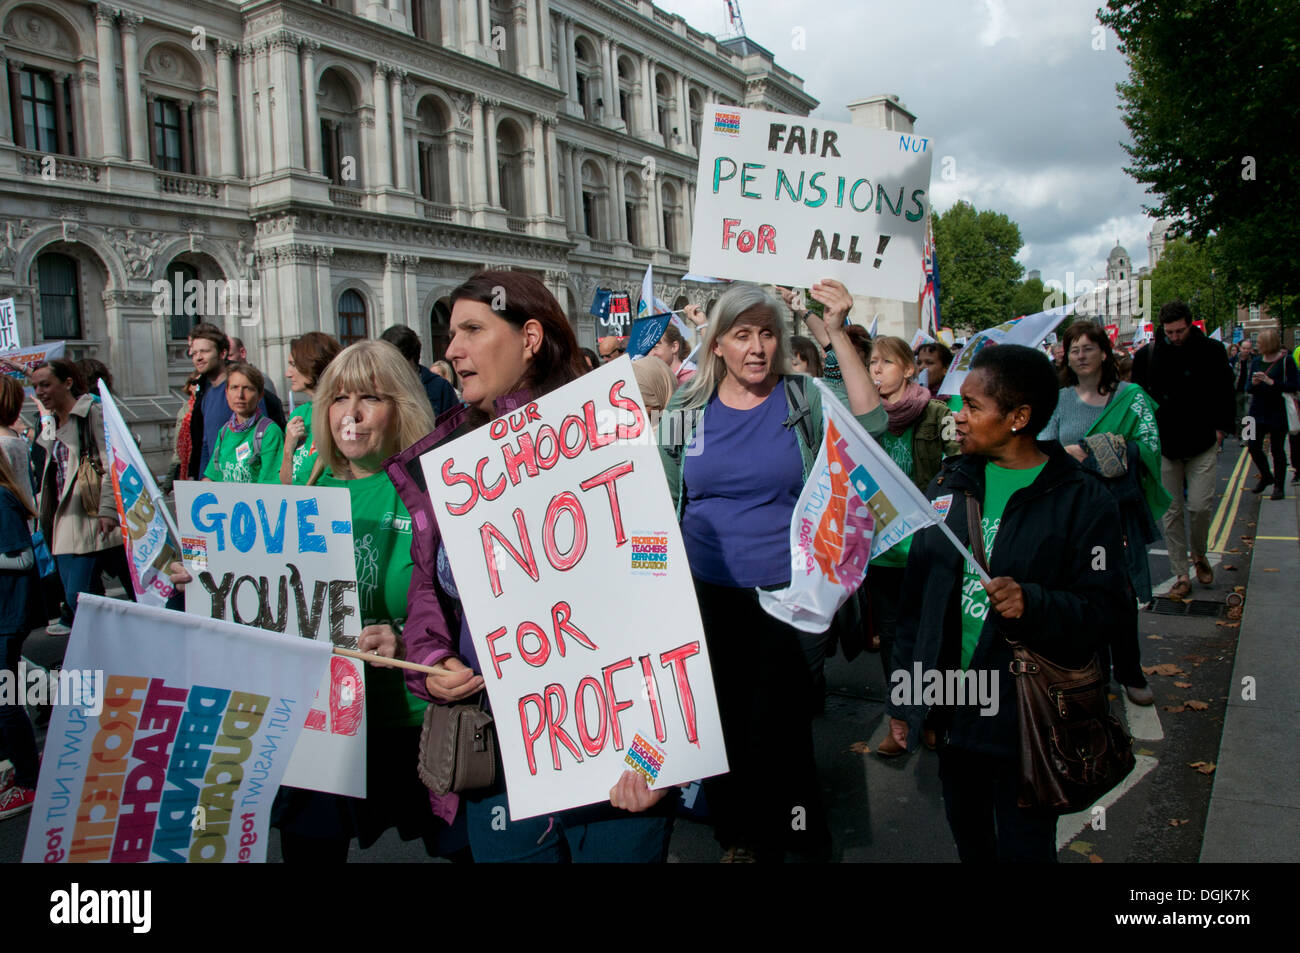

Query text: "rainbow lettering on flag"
[624, 733, 667, 784]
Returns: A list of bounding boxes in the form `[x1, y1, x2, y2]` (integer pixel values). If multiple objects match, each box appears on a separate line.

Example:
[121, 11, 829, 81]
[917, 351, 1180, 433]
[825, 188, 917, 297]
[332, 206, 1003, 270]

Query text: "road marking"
[1122, 693, 1164, 741]
[1254, 536, 1299, 541]
[1209, 448, 1249, 554]
[1057, 755, 1159, 852]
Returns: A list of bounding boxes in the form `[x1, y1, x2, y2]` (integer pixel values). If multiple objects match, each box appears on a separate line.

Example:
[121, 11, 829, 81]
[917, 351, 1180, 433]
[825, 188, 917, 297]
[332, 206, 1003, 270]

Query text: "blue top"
[0, 487, 38, 634]
[419, 365, 461, 417]
[682, 381, 803, 587]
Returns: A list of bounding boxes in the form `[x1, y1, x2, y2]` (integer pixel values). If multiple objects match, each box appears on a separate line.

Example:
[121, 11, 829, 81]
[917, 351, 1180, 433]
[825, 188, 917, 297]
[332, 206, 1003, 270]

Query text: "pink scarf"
[883, 381, 933, 436]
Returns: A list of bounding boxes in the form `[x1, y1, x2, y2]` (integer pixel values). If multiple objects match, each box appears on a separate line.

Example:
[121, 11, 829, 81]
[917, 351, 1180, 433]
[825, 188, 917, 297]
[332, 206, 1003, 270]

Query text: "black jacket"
[418, 365, 460, 417]
[1130, 327, 1234, 459]
[1246, 352, 1299, 432]
[187, 370, 286, 478]
[887, 442, 1134, 758]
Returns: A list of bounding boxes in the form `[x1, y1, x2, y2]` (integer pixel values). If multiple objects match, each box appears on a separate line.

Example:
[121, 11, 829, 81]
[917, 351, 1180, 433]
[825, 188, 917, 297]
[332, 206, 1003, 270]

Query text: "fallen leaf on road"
[1263, 568, 1280, 573]
[1068, 841, 1093, 855]
[1175, 681, 1193, 688]
[1225, 549, 1240, 554]
[1188, 761, 1216, 775]
[1185, 700, 1209, 710]
[1164, 705, 1186, 713]
[1233, 585, 1245, 592]
[1144, 663, 1189, 677]
[1137, 748, 1155, 757]
[1216, 621, 1240, 628]
[1147, 633, 1164, 640]
[1222, 565, 1237, 571]
[1169, 818, 1191, 827]
[848, 741, 872, 755]
[1089, 854, 1104, 864]
[1184, 655, 1208, 665]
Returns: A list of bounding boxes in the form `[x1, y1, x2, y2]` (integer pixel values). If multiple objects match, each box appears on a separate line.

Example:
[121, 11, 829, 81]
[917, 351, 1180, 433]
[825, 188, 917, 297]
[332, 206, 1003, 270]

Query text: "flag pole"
[332, 646, 450, 676]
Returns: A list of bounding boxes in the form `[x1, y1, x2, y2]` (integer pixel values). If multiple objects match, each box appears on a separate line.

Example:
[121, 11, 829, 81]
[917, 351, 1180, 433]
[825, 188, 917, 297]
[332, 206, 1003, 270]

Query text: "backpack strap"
[252, 416, 272, 457]
[782, 375, 816, 450]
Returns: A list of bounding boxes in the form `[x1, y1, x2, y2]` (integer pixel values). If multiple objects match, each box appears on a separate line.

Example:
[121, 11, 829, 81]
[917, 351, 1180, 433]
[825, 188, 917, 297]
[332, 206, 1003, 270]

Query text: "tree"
[932, 202, 1025, 331]
[1010, 276, 1070, 319]
[1098, 1, 1300, 319]
[1149, 236, 1236, 331]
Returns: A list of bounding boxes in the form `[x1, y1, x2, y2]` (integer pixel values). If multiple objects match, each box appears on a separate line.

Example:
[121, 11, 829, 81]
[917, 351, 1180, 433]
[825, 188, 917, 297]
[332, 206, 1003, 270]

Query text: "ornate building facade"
[0, 0, 815, 468]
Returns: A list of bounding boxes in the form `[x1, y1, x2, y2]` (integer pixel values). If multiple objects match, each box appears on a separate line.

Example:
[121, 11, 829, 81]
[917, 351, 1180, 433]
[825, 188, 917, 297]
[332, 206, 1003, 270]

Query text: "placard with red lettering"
[689, 105, 934, 299]
[420, 357, 727, 819]
[176, 481, 366, 798]
[22, 595, 327, 863]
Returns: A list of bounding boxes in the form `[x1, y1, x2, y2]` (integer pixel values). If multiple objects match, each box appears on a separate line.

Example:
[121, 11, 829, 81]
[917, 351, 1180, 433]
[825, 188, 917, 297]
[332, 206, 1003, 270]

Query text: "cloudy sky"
[656, 0, 1158, 286]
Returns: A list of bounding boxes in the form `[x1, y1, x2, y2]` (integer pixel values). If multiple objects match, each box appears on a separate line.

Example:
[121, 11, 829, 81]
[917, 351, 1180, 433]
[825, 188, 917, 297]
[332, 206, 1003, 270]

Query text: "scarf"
[176, 394, 194, 481]
[883, 381, 932, 436]
[227, 410, 262, 433]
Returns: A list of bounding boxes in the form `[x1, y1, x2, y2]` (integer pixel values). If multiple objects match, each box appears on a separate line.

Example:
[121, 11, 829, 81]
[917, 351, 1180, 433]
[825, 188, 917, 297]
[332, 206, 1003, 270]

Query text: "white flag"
[867, 314, 880, 338]
[99, 382, 183, 607]
[938, 301, 1077, 397]
[910, 328, 936, 350]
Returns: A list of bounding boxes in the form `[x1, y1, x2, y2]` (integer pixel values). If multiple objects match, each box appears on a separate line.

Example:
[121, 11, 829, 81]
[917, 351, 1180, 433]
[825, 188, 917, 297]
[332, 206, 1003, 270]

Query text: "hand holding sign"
[425, 656, 485, 702]
[810, 278, 854, 330]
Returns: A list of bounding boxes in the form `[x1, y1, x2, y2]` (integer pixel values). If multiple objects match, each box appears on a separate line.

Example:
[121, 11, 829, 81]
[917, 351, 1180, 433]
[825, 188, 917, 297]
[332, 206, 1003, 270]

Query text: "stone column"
[255, 42, 273, 175]
[677, 74, 690, 148]
[565, 19, 577, 104]
[94, 4, 122, 161]
[239, 44, 258, 179]
[118, 12, 148, 163]
[530, 115, 546, 219]
[461, 0, 479, 55]
[52, 72, 69, 154]
[525, 0, 541, 71]
[569, 146, 582, 233]
[607, 40, 620, 126]
[683, 179, 694, 245]
[272, 33, 303, 171]
[479, 0, 491, 46]
[300, 40, 320, 175]
[0, 58, 15, 144]
[538, 0, 553, 73]
[216, 41, 239, 177]
[649, 174, 662, 248]
[484, 100, 499, 207]
[613, 159, 626, 241]
[647, 57, 659, 135]
[371, 62, 392, 188]
[390, 68, 408, 191]
[598, 38, 612, 123]
[544, 119, 558, 217]
[469, 96, 488, 208]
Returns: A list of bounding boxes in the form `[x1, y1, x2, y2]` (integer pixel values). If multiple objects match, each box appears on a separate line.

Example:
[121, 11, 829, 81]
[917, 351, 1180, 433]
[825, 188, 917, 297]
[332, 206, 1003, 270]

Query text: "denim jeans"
[55, 552, 104, 626]
[464, 790, 675, 863]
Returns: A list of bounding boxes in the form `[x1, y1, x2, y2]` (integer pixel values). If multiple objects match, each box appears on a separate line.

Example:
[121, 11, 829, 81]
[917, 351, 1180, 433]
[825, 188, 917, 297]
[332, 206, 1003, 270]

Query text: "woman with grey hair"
[658, 279, 886, 862]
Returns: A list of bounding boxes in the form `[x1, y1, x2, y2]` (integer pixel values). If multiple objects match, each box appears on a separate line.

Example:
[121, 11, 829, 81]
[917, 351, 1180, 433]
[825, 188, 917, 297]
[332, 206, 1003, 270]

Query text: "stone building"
[0, 0, 815, 469]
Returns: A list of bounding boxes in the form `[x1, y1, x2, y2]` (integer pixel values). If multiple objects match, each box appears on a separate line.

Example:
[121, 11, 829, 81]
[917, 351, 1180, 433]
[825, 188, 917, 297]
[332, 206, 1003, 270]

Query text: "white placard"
[176, 481, 367, 798]
[689, 106, 934, 300]
[0, 297, 19, 350]
[420, 358, 728, 819]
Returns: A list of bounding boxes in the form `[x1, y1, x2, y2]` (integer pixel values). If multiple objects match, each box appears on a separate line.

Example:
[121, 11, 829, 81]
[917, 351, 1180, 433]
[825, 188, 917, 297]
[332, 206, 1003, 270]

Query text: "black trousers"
[1248, 425, 1289, 486]
[938, 745, 1058, 863]
[694, 578, 830, 860]
[866, 564, 907, 684]
[1104, 615, 1147, 689]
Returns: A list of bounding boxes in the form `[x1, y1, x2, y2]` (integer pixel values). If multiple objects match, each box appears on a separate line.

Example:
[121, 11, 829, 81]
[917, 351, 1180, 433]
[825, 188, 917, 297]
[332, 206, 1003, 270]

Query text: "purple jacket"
[384, 391, 537, 821]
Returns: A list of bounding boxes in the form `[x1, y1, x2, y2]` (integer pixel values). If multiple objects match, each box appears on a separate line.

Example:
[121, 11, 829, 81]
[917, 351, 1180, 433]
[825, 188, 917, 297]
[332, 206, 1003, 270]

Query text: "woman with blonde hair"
[659, 278, 886, 861]
[1246, 327, 1298, 501]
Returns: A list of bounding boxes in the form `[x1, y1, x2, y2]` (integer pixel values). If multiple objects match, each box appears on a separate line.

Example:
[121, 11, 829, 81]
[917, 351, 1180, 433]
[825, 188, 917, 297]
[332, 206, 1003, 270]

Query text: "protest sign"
[1105, 324, 1120, 345]
[420, 358, 727, 819]
[2, 339, 65, 395]
[910, 328, 936, 350]
[22, 595, 328, 863]
[590, 288, 633, 336]
[939, 301, 1077, 397]
[176, 480, 366, 798]
[100, 382, 181, 608]
[689, 105, 933, 300]
[0, 297, 18, 349]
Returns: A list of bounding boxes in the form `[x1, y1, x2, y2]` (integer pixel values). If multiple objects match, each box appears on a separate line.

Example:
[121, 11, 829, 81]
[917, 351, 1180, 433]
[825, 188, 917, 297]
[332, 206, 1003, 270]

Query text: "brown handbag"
[964, 492, 1135, 815]
[74, 413, 104, 515]
[416, 694, 497, 796]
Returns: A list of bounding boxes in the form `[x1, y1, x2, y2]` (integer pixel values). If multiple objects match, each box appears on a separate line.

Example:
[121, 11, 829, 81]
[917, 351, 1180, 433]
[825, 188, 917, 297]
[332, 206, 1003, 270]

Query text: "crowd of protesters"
[0, 277, 1291, 867]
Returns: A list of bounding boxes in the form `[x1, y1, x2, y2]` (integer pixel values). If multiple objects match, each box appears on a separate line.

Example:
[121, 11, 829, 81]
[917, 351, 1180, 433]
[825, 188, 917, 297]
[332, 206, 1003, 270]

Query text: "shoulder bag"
[74, 413, 104, 515]
[964, 493, 1135, 815]
[416, 692, 497, 795]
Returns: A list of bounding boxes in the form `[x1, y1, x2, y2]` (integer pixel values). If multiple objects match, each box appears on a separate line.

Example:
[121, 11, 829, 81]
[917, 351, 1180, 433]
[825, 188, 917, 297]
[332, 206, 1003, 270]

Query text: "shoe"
[1271, 488, 1285, 500]
[875, 732, 907, 758]
[0, 760, 13, 792]
[0, 784, 35, 821]
[1125, 685, 1155, 706]
[1250, 478, 1271, 494]
[719, 846, 756, 863]
[45, 622, 71, 636]
[1169, 578, 1192, 599]
[1193, 558, 1213, 586]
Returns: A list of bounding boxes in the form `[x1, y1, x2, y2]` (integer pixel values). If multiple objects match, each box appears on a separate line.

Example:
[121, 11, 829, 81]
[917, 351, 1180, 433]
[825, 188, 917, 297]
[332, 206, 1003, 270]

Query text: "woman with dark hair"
[30, 359, 122, 635]
[389, 270, 672, 862]
[659, 279, 885, 862]
[1039, 321, 1168, 704]
[888, 344, 1132, 862]
[579, 347, 600, 372]
[280, 331, 342, 485]
[917, 342, 954, 396]
[789, 336, 824, 377]
[75, 358, 113, 398]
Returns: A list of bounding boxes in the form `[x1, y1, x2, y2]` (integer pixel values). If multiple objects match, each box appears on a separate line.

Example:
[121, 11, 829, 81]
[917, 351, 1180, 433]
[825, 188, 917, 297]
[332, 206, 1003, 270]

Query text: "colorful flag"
[938, 301, 1077, 398]
[910, 328, 936, 351]
[628, 314, 673, 358]
[919, 218, 942, 337]
[637, 263, 672, 321]
[99, 381, 183, 607]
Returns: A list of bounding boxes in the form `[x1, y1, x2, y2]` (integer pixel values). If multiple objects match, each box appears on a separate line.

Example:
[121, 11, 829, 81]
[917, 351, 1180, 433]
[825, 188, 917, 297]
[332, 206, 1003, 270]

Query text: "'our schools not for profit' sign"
[689, 106, 934, 301]
[420, 358, 728, 820]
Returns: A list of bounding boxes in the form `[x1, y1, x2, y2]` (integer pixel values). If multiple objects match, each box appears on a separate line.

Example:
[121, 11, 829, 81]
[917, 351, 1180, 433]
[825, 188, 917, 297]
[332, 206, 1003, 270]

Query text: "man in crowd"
[598, 336, 628, 364]
[1230, 338, 1254, 437]
[379, 324, 459, 416]
[1131, 301, 1235, 599]
[229, 336, 279, 397]
[185, 324, 284, 476]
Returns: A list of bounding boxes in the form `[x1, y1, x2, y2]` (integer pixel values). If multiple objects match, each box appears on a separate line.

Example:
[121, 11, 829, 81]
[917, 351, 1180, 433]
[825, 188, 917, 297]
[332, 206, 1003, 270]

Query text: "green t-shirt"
[288, 403, 317, 485]
[202, 417, 284, 484]
[316, 468, 426, 730]
[959, 460, 1046, 669]
[870, 426, 915, 569]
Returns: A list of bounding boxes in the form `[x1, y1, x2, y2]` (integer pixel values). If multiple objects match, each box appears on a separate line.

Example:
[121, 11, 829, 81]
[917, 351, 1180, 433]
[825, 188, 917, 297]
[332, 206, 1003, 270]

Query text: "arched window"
[319, 69, 362, 186]
[166, 262, 200, 340]
[338, 290, 367, 346]
[430, 297, 452, 361]
[497, 121, 526, 216]
[688, 90, 703, 148]
[37, 252, 82, 339]
[416, 98, 451, 204]
[574, 39, 597, 121]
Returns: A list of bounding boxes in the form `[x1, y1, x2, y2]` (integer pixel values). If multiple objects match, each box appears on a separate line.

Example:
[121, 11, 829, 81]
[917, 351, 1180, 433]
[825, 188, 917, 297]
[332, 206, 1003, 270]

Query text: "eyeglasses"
[1068, 346, 1100, 358]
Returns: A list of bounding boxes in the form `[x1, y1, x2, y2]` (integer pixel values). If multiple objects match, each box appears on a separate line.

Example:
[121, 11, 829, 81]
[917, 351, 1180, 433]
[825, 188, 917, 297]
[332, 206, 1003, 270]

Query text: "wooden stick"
[333, 646, 450, 676]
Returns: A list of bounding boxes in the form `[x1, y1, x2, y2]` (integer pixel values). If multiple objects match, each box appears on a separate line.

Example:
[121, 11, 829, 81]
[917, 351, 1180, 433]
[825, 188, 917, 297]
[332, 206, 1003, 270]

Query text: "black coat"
[1246, 352, 1299, 432]
[1131, 327, 1234, 459]
[887, 441, 1134, 758]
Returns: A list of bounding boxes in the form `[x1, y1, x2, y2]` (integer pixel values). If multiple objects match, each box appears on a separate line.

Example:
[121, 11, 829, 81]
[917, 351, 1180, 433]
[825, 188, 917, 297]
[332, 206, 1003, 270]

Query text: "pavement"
[1200, 473, 1300, 862]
